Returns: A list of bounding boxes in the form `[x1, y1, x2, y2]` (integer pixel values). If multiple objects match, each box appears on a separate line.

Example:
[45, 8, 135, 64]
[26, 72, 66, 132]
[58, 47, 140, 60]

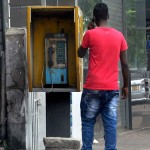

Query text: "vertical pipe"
[0, 0, 7, 140]
[122, 0, 132, 130]
[7, 0, 10, 28]
[0, 50, 6, 139]
[41, 0, 46, 6]
[75, 0, 78, 6]
[126, 71, 132, 129]
[31, 93, 34, 150]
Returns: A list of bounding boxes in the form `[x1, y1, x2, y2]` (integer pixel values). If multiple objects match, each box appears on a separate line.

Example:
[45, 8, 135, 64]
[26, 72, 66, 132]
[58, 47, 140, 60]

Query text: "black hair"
[93, 3, 109, 24]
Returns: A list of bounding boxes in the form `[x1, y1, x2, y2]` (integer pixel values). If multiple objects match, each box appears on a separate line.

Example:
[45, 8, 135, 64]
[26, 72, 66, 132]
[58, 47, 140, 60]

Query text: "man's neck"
[97, 21, 108, 27]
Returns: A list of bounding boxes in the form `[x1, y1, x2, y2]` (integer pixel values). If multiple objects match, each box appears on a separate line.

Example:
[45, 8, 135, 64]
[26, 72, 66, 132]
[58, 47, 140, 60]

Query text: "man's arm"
[78, 46, 88, 58]
[78, 20, 94, 58]
[120, 50, 129, 99]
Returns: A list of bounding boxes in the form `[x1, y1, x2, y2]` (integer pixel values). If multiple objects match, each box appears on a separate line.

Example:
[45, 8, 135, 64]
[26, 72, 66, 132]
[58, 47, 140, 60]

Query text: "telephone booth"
[27, 6, 83, 92]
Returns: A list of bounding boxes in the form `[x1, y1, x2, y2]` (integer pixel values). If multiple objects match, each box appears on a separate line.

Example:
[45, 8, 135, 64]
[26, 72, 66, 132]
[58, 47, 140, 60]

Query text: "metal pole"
[122, 0, 132, 130]
[126, 70, 132, 129]
[0, 0, 7, 140]
[41, 0, 46, 6]
[75, 0, 78, 6]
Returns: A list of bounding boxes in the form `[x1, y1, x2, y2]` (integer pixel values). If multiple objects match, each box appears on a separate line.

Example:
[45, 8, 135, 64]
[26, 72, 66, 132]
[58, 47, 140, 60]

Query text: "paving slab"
[93, 128, 150, 150]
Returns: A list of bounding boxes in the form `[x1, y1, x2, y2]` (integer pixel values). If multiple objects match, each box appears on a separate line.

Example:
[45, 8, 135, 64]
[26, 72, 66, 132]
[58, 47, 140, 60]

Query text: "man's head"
[93, 3, 109, 26]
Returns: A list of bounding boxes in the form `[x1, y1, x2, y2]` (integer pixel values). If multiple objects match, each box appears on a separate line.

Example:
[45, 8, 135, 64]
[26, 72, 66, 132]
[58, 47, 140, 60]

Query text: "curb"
[43, 137, 81, 150]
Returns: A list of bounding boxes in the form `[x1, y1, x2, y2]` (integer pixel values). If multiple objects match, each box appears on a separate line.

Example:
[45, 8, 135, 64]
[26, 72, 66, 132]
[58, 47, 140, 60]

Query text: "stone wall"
[5, 28, 27, 150]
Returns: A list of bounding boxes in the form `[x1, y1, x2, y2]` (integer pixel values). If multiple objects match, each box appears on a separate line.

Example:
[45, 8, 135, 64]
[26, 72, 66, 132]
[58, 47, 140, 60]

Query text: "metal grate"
[103, 0, 123, 32]
[136, 0, 146, 29]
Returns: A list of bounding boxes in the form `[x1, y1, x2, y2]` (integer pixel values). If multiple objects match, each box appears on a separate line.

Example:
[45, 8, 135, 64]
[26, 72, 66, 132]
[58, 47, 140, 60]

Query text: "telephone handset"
[48, 45, 55, 68]
[88, 17, 96, 30]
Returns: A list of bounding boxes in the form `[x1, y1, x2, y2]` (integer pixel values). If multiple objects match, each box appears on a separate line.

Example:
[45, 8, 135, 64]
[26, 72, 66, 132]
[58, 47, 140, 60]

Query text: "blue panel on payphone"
[45, 34, 67, 85]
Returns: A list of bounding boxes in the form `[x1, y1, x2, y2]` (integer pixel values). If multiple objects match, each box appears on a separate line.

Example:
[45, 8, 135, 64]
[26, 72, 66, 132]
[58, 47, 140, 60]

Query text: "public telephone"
[45, 34, 67, 85]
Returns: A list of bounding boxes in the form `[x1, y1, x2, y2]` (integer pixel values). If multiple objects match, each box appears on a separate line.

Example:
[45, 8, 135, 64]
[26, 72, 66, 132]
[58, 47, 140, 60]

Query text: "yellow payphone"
[27, 6, 83, 92]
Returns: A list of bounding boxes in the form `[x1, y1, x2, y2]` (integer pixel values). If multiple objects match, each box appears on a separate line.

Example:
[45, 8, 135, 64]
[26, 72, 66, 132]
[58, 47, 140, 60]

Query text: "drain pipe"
[0, 0, 7, 141]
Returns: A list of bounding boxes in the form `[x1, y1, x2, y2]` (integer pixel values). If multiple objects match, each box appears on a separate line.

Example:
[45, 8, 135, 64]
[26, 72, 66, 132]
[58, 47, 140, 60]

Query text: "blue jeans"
[80, 89, 119, 150]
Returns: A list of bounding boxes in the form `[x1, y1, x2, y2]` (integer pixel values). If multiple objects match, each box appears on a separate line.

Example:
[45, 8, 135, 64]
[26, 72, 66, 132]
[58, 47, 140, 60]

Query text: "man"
[78, 3, 129, 150]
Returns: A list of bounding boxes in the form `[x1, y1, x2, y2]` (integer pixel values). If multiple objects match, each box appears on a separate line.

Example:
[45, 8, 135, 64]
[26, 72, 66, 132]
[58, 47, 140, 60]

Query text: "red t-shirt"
[82, 27, 128, 90]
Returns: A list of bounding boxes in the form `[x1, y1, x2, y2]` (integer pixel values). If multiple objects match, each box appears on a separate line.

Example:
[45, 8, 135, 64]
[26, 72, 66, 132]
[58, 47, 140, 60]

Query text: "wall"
[10, 0, 77, 27]
[26, 92, 46, 150]
[71, 92, 82, 140]
[5, 28, 46, 150]
[46, 0, 77, 6]
[10, 0, 45, 27]
[5, 28, 27, 150]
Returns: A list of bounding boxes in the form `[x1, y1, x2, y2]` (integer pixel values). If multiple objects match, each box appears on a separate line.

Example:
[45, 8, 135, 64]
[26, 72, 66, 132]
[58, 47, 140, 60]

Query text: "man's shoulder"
[110, 28, 122, 35]
[85, 27, 123, 37]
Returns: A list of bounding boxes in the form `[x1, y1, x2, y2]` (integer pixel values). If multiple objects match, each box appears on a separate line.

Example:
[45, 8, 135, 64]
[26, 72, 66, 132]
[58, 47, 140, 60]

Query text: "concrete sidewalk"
[93, 128, 150, 150]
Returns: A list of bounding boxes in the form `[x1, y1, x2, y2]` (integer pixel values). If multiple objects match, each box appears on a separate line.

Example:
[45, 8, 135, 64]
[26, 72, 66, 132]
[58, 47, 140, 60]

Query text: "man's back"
[82, 27, 128, 90]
